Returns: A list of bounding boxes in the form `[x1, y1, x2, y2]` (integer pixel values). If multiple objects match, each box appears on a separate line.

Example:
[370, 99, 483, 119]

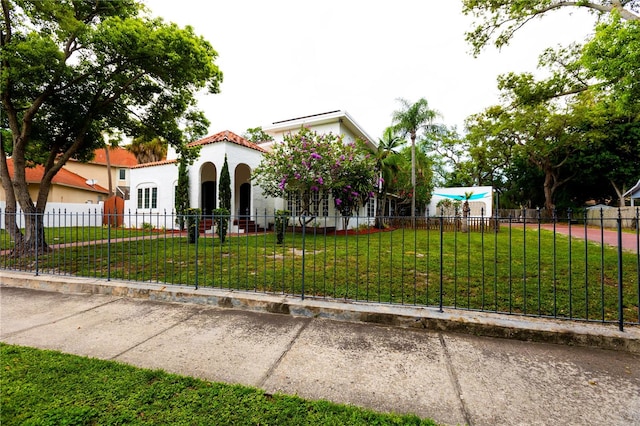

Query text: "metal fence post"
[107, 211, 111, 281]
[439, 209, 444, 313]
[617, 208, 624, 331]
[35, 211, 39, 276]
[195, 213, 199, 290]
[301, 214, 306, 300]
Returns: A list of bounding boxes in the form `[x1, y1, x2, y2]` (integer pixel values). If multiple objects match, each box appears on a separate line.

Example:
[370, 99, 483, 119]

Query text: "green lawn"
[2, 227, 639, 323]
[0, 344, 435, 425]
[0, 226, 158, 250]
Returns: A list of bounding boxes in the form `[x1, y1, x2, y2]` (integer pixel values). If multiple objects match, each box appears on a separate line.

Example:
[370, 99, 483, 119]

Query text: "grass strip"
[1, 344, 436, 425]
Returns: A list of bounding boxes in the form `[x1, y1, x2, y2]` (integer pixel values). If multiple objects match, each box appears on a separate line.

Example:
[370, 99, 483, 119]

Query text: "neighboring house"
[427, 186, 494, 218]
[1, 158, 109, 205]
[623, 179, 640, 207]
[65, 147, 138, 200]
[125, 110, 379, 230]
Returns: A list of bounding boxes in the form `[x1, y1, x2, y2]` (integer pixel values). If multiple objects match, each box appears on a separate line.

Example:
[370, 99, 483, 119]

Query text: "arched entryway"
[234, 164, 251, 216]
[200, 162, 217, 215]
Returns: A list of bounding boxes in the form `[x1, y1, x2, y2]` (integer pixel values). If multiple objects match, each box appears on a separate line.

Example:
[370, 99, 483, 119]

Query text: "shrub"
[212, 208, 230, 244]
[274, 210, 290, 244]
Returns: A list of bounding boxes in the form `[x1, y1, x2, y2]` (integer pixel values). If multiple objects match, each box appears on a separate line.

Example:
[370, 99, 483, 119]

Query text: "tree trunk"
[610, 179, 625, 207]
[11, 212, 49, 257]
[543, 170, 556, 214]
[461, 200, 470, 233]
[104, 146, 113, 196]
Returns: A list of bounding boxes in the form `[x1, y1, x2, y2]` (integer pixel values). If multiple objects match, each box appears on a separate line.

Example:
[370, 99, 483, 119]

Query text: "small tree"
[219, 155, 231, 212]
[461, 192, 473, 233]
[175, 160, 190, 230]
[174, 144, 201, 230]
[253, 127, 337, 225]
[212, 207, 230, 244]
[274, 209, 290, 244]
[331, 142, 377, 230]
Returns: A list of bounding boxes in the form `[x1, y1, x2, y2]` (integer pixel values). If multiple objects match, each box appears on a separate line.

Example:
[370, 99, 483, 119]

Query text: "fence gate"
[103, 196, 124, 227]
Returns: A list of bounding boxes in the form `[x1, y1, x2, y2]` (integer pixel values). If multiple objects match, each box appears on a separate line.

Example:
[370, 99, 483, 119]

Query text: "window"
[137, 186, 158, 209]
[119, 169, 126, 180]
[366, 197, 375, 218]
[321, 191, 329, 217]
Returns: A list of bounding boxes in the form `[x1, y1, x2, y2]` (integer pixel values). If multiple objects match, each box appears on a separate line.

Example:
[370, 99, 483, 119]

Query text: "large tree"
[1, 0, 222, 255]
[391, 98, 440, 218]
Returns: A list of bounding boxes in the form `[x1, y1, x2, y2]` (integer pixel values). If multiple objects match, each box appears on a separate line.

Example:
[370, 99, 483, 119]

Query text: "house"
[125, 110, 378, 231]
[126, 130, 268, 231]
[65, 147, 138, 200]
[1, 158, 109, 205]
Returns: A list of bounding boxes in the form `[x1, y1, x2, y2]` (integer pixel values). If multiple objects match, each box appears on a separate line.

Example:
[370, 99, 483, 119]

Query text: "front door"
[201, 181, 216, 215]
[239, 183, 250, 216]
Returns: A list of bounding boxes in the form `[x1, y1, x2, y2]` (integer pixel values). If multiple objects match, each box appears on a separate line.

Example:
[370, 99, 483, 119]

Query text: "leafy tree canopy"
[1, 0, 222, 209]
[242, 127, 274, 143]
[463, 0, 640, 56]
[1, 0, 222, 253]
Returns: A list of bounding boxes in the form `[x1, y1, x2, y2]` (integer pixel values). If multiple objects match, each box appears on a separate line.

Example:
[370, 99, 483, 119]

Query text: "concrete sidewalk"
[1, 275, 639, 425]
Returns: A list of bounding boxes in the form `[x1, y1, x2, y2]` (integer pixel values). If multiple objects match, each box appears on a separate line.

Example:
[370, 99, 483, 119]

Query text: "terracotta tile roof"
[188, 130, 267, 153]
[131, 158, 177, 169]
[6, 159, 109, 194]
[90, 147, 139, 167]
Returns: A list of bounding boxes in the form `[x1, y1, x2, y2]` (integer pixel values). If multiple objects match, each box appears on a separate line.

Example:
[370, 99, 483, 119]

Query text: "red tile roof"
[132, 158, 177, 169]
[189, 130, 267, 152]
[6, 159, 109, 194]
[90, 147, 139, 167]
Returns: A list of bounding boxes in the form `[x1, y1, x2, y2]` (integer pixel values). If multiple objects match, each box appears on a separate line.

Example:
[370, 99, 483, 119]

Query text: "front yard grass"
[2, 226, 639, 323]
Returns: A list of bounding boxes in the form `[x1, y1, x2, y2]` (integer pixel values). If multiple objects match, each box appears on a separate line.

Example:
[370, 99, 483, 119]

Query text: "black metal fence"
[1, 207, 639, 331]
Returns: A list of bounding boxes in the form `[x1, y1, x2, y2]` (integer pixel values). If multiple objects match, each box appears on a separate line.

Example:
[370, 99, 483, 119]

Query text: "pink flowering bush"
[253, 127, 377, 225]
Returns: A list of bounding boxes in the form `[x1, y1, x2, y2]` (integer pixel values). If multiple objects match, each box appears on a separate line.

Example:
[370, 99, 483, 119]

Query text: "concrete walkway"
[1, 273, 639, 426]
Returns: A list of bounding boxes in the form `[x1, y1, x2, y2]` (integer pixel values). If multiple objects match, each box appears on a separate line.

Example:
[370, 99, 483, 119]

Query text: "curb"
[1, 271, 638, 354]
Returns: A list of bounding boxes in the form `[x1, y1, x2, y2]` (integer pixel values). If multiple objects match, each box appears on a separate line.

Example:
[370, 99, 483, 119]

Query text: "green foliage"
[392, 98, 440, 216]
[175, 159, 190, 230]
[274, 209, 291, 244]
[253, 127, 376, 222]
[212, 208, 230, 244]
[242, 126, 274, 143]
[462, 0, 640, 56]
[0, 0, 222, 222]
[1, 344, 435, 425]
[582, 14, 640, 112]
[219, 155, 231, 211]
[185, 208, 201, 244]
[126, 136, 168, 164]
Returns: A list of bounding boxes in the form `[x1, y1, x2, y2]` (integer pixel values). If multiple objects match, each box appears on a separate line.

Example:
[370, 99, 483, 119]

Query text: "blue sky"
[144, 0, 596, 140]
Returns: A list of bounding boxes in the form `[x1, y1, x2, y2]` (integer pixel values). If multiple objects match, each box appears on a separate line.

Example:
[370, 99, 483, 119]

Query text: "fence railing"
[1, 207, 639, 331]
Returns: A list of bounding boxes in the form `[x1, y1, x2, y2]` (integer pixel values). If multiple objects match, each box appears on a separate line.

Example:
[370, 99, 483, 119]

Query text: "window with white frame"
[119, 169, 126, 180]
[366, 197, 375, 217]
[137, 186, 158, 209]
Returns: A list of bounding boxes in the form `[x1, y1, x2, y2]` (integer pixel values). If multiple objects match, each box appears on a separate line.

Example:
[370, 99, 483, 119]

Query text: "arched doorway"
[200, 162, 217, 215]
[234, 164, 251, 216]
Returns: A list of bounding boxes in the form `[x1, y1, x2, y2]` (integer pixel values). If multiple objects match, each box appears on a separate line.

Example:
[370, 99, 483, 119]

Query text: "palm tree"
[126, 136, 168, 164]
[373, 127, 403, 226]
[392, 98, 440, 220]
